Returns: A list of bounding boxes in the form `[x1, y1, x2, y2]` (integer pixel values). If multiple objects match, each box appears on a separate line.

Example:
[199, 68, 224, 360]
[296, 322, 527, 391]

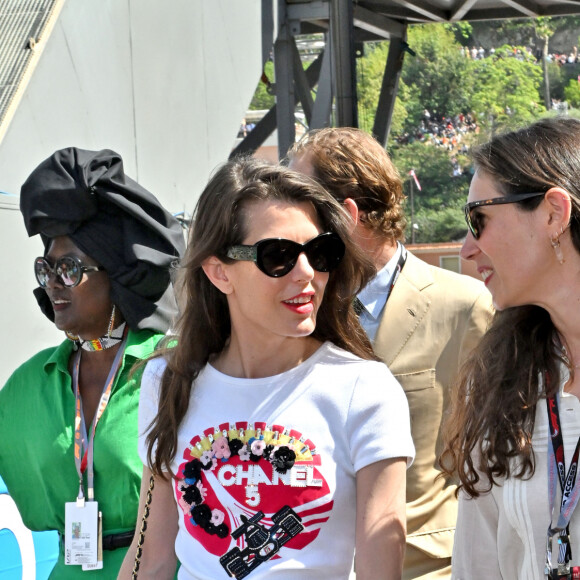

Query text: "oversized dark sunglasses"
[34, 256, 104, 288]
[226, 232, 345, 278]
[464, 191, 546, 239]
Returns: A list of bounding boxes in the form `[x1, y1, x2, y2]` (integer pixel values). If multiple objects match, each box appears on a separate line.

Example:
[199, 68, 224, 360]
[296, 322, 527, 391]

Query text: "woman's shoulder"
[316, 344, 407, 407]
[318, 342, 392, 377]
[321, 341, 379, 363]
[135, 357, 170, 412]
[140, 355, 169, 389]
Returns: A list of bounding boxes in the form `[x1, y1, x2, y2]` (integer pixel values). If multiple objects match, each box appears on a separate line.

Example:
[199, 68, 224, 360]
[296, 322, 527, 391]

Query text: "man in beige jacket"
[288, 127, 493, 579]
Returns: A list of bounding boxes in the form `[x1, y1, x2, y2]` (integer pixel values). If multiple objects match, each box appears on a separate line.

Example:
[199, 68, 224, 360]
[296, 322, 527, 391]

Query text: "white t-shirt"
[139, 341, 414, 580]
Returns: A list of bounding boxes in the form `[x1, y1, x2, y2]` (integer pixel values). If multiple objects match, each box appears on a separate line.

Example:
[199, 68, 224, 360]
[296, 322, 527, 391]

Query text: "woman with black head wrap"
[0, 147, 185, 578]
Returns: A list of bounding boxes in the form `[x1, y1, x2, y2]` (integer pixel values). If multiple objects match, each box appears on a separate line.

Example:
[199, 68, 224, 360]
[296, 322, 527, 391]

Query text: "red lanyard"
[72, 333, 127, 501]
[546, 394, 580, 577]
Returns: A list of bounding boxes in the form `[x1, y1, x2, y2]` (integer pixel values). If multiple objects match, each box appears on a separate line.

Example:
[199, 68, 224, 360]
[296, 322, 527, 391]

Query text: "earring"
[65, 331, 80, 351]
[551, 230, 565, 264]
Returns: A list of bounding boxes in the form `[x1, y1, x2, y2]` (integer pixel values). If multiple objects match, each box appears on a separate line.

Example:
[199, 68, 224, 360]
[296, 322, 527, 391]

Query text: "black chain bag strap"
[132, 474, 155, 579]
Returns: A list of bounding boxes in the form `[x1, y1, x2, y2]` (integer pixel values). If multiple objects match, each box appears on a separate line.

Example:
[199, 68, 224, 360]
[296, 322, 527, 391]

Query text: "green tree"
[357, 41, 408, 136]
[469, 45, 545, 136]
[357, 24, 471, 138]
[545, 60, 565, 101]
[400, 24, 471, 128]
[447, 22, 473, 45]
[470, 16, 580, 107]
[390, 142, 471, 242]
[249, 61, 275, 110]
[413, 203, 468, 244]
[534, 17, 558, 108]
[564, 78, 580, 108]
[246, 19, 578, 244]
[471, 16, 580, 52]
[555, 61, 580, 101]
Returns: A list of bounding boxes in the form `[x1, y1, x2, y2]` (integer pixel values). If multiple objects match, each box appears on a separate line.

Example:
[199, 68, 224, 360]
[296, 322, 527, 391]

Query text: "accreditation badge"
[82, 510, 103, 571]
[64, 499, 99, 566]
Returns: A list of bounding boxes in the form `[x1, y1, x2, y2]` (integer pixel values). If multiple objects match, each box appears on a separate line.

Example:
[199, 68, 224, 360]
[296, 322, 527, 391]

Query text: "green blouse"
[0, 328, 163, 578]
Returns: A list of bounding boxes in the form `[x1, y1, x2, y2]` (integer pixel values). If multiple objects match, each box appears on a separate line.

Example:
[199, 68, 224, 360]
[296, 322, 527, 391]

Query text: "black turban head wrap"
[20, 147, 186, 334]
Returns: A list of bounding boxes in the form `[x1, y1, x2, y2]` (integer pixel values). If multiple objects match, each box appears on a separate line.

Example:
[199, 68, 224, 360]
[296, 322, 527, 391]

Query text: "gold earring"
[551, 232, 565, 264]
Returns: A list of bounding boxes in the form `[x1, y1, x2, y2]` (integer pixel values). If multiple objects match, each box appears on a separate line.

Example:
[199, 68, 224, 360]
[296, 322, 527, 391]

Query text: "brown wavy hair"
[287, 127, 407, 243]
[440, 117, 580, 498]
[147, 157, 378, 476]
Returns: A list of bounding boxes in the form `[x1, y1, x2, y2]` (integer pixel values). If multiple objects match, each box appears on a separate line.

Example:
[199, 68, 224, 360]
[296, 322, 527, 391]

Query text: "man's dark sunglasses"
[464, 192, 546, 239]
[226, 232, 345, 278]
[34, 255, 104, 288]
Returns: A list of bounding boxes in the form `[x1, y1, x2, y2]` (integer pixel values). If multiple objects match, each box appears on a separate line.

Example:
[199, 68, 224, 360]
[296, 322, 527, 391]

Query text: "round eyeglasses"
[34, 255, 105, 288]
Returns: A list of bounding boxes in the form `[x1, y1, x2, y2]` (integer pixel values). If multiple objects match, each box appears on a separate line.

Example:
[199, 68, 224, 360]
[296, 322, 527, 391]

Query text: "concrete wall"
[0, 0, 262, 385]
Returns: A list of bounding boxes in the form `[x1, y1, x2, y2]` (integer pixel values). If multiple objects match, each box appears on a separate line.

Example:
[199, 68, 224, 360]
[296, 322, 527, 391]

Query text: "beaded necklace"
[65, 305, 126, 351]
[78, 322, 126, 351]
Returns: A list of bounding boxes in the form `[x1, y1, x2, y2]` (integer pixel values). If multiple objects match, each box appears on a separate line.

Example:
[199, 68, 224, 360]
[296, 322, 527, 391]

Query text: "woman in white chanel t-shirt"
[119, 157, 414, 580]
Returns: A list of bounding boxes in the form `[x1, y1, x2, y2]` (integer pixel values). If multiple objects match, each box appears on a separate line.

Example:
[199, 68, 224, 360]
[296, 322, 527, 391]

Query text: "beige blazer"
[373, 251, 493, 579]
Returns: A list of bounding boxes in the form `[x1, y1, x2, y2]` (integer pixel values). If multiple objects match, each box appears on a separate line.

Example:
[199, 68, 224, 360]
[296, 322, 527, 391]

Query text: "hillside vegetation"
[251, 17, 580, 242]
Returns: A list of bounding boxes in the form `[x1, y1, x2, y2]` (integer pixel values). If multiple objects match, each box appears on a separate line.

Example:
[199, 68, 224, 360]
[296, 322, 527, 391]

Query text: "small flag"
[409, 169, 422, 191]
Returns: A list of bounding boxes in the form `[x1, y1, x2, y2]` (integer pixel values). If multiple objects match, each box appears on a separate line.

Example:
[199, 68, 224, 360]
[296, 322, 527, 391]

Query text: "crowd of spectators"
[395, 110, 479, 155]
[463, 46, 490, 60]
[546, 45, 579, 65]
[462, 43, 580, 66]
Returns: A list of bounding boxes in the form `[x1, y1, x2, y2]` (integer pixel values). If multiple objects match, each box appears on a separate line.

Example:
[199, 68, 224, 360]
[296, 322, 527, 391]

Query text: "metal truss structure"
[231, 0, 580, 160]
